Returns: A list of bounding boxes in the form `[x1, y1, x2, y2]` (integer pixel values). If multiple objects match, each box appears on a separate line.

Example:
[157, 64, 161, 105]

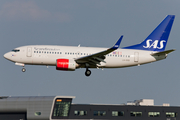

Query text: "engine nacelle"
[56, 59, 77, 71]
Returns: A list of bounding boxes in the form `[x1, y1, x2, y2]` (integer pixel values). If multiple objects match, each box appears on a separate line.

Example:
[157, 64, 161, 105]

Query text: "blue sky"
[0, 0, 180, 105]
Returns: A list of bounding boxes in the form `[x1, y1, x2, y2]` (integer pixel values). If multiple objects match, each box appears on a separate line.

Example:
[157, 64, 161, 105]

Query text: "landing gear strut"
[22, 67, 26, 72]
[85, 68, 91, 77]
[85, 63, 91, 77]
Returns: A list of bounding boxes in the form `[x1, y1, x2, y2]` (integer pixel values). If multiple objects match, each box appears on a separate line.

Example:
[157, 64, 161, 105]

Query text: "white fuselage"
[4, 45, 166, 69]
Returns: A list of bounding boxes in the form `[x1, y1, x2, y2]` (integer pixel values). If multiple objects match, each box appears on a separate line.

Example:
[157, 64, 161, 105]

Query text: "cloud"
[0, 1, 71, 22]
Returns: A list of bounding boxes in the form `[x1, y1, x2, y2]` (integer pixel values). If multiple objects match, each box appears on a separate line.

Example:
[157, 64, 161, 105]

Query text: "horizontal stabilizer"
[151, 49, 175, 56]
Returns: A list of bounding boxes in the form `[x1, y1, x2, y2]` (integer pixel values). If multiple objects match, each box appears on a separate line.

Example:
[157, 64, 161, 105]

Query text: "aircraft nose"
[4, 52, 10, 60]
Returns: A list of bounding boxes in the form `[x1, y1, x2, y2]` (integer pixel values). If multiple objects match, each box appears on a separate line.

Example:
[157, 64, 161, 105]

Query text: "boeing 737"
[4, 15, 175, 76]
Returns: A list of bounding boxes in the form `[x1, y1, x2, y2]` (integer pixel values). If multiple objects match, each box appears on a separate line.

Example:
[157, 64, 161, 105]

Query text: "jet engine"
[56, 59, 77, 71]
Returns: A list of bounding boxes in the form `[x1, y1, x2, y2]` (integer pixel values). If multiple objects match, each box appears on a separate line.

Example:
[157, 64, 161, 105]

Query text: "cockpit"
[11, 49, 20, 52]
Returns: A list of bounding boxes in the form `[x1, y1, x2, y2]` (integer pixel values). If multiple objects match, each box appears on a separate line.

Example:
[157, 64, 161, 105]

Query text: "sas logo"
[143, 39, 166, 49]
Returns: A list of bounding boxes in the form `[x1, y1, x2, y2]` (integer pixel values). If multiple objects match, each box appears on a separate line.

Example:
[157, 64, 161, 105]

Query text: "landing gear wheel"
[85, 69, 91, 77]
[22, 68, 26, 72]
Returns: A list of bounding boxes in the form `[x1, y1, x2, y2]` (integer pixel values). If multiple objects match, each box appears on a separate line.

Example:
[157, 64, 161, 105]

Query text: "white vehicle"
[4, 15, 175, 76]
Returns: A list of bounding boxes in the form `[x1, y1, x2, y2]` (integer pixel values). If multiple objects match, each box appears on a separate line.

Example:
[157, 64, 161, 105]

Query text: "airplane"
[4, 15, 175, 77]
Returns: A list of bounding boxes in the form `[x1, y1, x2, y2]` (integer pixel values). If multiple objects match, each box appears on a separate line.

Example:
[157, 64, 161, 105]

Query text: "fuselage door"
[27, 47, 32, 57]
[134, 52, 139, 62]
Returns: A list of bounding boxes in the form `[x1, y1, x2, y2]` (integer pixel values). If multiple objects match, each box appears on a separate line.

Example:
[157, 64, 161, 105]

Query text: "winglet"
[111, 35, 123, 49]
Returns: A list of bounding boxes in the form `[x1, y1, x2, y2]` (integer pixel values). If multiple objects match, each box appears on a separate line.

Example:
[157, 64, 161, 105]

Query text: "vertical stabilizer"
[123, 15, 175, 51]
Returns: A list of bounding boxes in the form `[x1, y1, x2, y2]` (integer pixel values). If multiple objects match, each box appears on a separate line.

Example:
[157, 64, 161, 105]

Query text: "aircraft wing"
[75, 36, 123, 65]
[151, 49, 175, 56]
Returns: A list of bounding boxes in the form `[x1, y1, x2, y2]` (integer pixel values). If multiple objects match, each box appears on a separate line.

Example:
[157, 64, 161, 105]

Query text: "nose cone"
[4, 52, 11, 60]
[4, 53, 8, 59]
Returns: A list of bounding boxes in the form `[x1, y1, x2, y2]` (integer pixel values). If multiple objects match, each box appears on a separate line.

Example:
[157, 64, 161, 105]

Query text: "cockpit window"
[12, 49, 20, 52]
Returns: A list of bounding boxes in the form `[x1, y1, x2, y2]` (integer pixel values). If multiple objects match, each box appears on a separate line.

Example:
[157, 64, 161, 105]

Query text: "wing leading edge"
[75, 35, 123, 65]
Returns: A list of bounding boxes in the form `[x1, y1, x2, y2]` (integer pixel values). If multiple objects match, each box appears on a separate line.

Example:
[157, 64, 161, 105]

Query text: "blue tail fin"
[123, 15, 175, 51]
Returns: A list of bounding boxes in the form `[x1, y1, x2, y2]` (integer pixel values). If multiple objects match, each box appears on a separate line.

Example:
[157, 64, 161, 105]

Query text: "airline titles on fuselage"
[34, 47, 60, 51]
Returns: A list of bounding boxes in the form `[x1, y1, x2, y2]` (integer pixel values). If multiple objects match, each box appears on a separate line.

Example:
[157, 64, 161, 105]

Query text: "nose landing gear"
[22, 67, 26, 72]
[15, 63, 26, 72]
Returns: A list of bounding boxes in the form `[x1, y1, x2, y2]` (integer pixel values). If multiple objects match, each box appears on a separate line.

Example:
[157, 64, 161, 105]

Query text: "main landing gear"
[85, 68, 91, 77]
[85, 63, 91, 77]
